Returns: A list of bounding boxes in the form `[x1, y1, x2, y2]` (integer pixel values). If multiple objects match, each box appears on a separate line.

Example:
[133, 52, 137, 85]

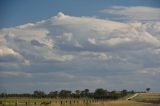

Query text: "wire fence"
[0, 99, 100, 106]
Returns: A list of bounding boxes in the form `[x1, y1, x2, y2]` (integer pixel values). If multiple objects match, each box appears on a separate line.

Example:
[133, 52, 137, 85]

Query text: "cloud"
[0, 12, 160, 92]
[0, 23, 73, 63]
[138, 67, 160, 75]
[101, 6, 160, 21]
[0, 71, 32, 78]
[79, 51, 112, 61]
[30, 40, 45, 47]
[0, 47, 29, 64]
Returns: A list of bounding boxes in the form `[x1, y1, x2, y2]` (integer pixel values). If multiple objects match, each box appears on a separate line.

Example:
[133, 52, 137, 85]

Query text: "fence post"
[15, 101, 17, 106]
[25, 101, 28, 106]
[86, 100, 89, 105]
[60, 101, 63, 105]
[0, 101, 4, 106]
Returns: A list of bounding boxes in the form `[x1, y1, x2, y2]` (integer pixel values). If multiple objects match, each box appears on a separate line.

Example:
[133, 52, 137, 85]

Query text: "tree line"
[0, 88, 135, 100]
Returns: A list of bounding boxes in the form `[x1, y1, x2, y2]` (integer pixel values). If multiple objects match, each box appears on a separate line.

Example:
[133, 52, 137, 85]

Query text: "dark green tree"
[146, 88, 150, 92]
[33, 90, 46, 98]
[94, 88, 107, 99]
[59, 90, 71, 98]
[48, 91, 58, 98]
[121, 89, 127, 96]
[84, 89, 89, 96]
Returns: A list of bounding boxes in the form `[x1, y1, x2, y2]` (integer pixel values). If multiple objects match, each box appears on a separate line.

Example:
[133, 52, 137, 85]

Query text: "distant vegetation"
[1, 89, 160, 106]
[0, 88, 135, 100]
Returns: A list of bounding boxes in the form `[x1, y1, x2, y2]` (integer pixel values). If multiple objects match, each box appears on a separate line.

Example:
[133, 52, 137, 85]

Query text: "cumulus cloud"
[101, 6, 160, 21]
[0, 12, 160, 92]
[0, 21, 73, 63]
[0, 46, 29, 64]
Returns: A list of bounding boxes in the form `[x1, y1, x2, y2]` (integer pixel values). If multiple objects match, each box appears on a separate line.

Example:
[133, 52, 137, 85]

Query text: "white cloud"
[1, 12, 160, 92]
[0, 71, 32, 78]
[0, 46, 29, 64]
[63, 32, 73, 41]
[0, 21, 74, 63]
[138, 67, 160, 75]
[101, 6, 160, 21]
[88, 38, 96, 45]
[101, 37, 131, 46]
[80, 51, 112, 61]
[0, 47, 18, 56]
[50, 72, 75, 79]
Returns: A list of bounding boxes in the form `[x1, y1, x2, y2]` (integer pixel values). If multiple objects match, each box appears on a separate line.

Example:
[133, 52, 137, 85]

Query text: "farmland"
[1, 94, 160, 106]
[0, 98, 159, 106]
[0, 92, 160, 106]
[132, 93, 160, 104]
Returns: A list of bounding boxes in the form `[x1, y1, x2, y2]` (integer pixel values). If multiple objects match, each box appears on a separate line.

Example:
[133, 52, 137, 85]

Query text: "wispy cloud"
[0, 71, 32, 78]
[101, 6, 160, 21]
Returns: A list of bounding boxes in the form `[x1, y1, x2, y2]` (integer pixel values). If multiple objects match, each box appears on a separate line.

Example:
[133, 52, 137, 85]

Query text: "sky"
[0, 0, 160, 93]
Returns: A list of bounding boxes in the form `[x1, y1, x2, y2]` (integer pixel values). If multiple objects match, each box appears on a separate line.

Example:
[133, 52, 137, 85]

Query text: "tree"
[33, 90, 46, 98]
[80, 89, 90, 97]
[84, 89, 89, 96]
[74, 90, 81, 98]
[94, 88, 107, 99]
[75, 90, 80, 95]
[146, 88, 150, 92]
[48, 91, 58, 98]
[121, 89, 127, 96]
[59, 90, 71, 98]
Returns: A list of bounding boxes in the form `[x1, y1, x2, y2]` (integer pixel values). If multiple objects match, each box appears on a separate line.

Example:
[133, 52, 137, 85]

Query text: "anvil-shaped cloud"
[0, 11, 160, 92]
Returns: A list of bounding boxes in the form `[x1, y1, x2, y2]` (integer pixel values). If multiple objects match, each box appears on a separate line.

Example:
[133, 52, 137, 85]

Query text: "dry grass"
[1, 100, 160, 106]
[139, 93, 160, 96]
[28, 101, 160, 106]
[1, 95, 160, 106]
[91, 100, 160, 106]
[132, 93, 160, 104]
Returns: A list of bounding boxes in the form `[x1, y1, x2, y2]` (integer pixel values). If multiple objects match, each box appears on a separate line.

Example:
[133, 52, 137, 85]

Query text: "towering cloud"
[0, 11, 160, 92]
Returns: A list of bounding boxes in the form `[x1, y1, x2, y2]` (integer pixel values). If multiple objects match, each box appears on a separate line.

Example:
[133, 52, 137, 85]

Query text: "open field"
[0, 98, 94, 106]
[0, 93, 160, 106]
[95, 100, 160, 106]
[132, 93, 160, 104]
[0, 99, 160, 106]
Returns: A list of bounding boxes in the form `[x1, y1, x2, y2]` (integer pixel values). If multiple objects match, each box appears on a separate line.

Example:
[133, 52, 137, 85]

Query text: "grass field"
[0, 100, 159, 106]
[132, 93, 160, 104]
[94, 100, 160, 106]
[1, 93, 160, 106]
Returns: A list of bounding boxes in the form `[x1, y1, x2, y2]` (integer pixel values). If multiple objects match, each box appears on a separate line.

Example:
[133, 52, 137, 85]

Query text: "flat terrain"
[132, 93, 160, 104]
[93, 100, 160, 106]
[0, 93, 160, 106]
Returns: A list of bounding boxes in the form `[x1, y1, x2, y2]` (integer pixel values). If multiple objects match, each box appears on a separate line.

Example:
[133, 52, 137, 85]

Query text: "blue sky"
[1, 0, 160, 28]
[0, 0, 160, 93]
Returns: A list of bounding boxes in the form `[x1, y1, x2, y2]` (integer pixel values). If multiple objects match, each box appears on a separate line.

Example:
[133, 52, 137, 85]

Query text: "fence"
[0, 99, 99, 106]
